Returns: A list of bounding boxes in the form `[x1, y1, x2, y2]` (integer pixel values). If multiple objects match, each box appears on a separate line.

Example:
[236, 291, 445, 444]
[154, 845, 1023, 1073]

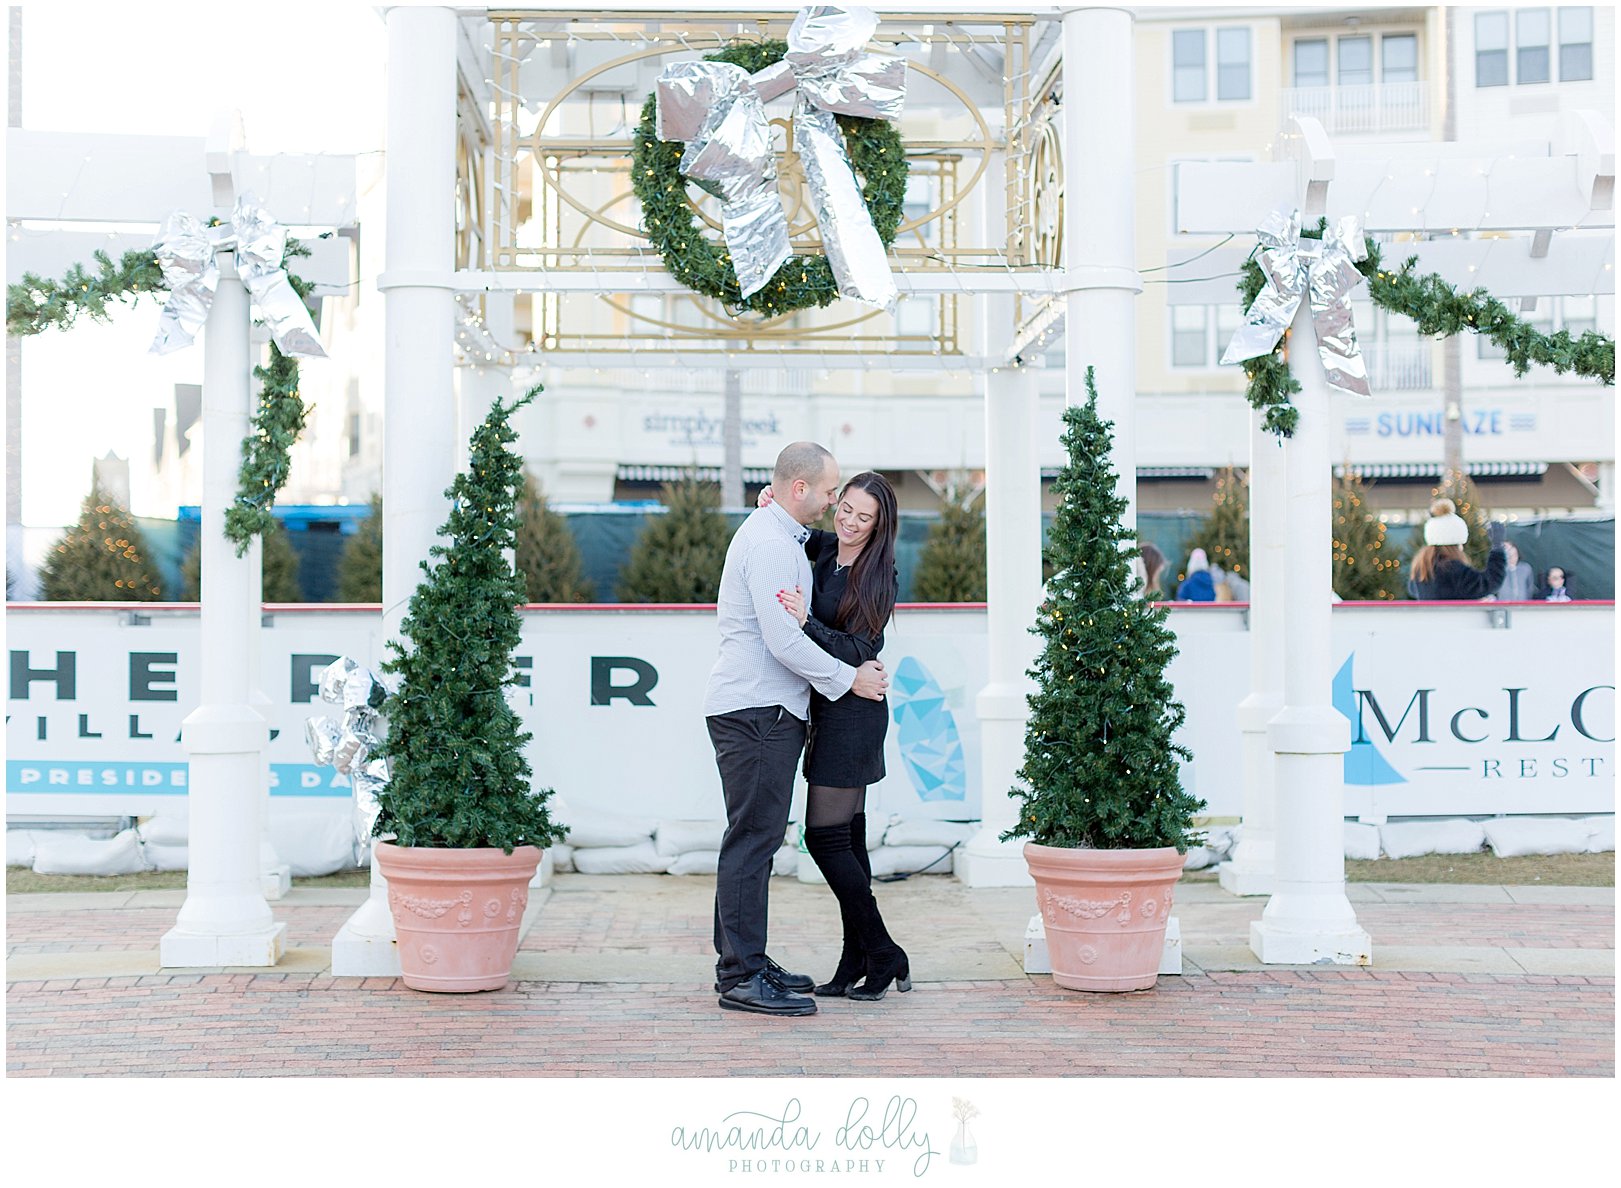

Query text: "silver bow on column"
[304, 657, 390, 862]
[654, 5, 906, 309]
[150, 191, 327, 358]
[1221, 209, 1371, 399]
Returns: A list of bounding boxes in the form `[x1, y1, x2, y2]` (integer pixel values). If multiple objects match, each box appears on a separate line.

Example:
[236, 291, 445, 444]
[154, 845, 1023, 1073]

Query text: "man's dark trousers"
[709, 705, 807, 992]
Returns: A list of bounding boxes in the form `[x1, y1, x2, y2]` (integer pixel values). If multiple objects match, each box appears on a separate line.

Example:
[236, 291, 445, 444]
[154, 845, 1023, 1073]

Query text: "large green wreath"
[631, 39, 908, 318]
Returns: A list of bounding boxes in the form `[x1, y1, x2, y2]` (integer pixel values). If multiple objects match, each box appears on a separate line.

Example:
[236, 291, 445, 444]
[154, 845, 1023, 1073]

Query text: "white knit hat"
[1424, 498, 1469, 547]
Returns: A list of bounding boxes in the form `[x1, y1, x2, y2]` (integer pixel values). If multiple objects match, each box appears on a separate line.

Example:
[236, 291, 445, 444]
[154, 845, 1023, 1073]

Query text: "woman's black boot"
[805, 823, 874, 996]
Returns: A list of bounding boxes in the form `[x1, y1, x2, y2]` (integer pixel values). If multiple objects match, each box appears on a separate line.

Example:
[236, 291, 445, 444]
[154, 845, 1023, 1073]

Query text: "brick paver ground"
[6, 873, 1613, 1077]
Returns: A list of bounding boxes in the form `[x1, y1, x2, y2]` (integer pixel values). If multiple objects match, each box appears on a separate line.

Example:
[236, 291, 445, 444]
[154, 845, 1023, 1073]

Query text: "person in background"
[1406, 498, 1507, 600]
[1176, 547, 1216, 602]
[1542, 566, 1573, 602]
[1492, 540, 1536, 601]
[1135, 542, 1167, 600]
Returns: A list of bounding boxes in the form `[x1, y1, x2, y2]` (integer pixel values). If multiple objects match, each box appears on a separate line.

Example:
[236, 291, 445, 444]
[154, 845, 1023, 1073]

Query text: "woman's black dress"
[801, 529, 895, 787]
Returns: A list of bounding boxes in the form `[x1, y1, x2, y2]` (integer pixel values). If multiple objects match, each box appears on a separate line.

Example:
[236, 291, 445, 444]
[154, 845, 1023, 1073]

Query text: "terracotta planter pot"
[374, 841, 541, 992]
[1024, 841, 1184, 993]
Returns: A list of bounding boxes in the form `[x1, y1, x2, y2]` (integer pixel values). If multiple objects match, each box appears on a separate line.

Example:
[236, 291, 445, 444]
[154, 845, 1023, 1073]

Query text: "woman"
[1135, 541, 1166, 600]
[1407, 498, 1507, 600]
[762, 472, 909, 1001]
[1542, 566, 1573, 602]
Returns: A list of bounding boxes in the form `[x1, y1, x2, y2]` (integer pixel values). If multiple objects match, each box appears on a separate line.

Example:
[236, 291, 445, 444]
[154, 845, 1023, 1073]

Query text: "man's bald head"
[772, 442, 840, 525]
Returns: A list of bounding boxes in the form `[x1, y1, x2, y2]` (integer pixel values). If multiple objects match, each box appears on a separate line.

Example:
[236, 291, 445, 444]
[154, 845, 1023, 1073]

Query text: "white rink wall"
[6, 602, 1614, 874]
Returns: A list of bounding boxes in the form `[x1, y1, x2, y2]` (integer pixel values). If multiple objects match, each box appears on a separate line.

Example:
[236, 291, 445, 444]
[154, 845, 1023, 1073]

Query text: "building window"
[1477, 7, 1590, 86]
[1173, 27, 1250, 103]
[1561, 295, 1597, 337]
[1170, 304, 1243, 369]
[1293, 38, 1329, 87]
[1171, 306, 1208, 367]
[1475, 12, 1510, 87]
[1172, 30, 1206, 102]
[1338, 35, 1374, 86]
[1216, 28, 1251, 100]
[1559, 7, 1593, 80]
[1382, 34, 1419, 83]
[1517, 9, 1552, 83]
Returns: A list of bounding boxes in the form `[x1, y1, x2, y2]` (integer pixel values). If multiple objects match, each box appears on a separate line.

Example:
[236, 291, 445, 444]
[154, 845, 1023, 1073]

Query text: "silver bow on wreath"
[1221, 208, 1370, 399]
[304, 657, 390, 861]
[150, 192, 327, 359]
[655, 5, 906, 309]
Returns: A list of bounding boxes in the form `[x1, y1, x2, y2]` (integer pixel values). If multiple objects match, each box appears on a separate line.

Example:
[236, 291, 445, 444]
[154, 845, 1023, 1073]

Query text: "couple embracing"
[703, 441, 910, 1017]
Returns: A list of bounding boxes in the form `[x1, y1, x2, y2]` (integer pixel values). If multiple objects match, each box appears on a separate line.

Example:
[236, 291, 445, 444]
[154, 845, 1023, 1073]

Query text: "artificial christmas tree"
[1003, 369, 1204, 993]
[1332, 469, 1405, 600]
[335, 493, 383, 602]
[371, 386, 565, 992]
[39, 481, 164, 601]
[181, 518, 303, 602]
[1185, 465, 1250, 588]
[913, 492, 987, 602]
[1432, 468, 1493, 569]
[615, 469, 731, 602]
[516, 471, 592, 602]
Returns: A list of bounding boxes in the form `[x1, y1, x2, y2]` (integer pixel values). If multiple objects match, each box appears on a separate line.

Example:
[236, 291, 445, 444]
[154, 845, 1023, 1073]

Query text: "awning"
[1335, 462, 1550, 480]
[1040, 466, 1216, 481]
[617, 464, 773, 485]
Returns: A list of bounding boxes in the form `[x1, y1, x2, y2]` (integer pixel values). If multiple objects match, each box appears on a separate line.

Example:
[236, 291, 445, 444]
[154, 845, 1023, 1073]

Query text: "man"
[705, 442, 889, 1016]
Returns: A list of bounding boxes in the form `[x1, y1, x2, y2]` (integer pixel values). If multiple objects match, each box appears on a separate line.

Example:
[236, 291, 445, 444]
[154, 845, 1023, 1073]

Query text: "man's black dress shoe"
[714, 956, 815, 994]
[718, 971, 818, 1016]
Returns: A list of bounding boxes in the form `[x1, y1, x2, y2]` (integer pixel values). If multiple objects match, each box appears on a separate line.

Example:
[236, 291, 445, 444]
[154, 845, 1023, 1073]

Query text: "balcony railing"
[1362, 340, 1433, 391]
[1280, 82, 1430, 135]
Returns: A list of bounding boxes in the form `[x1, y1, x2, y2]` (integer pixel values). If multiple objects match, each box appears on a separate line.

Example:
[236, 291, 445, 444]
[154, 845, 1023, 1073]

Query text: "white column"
[161, 259, 285, 967]
[1250, 303, 1371, 965]
[332, 3, 458, 976]
[957, 360, 1043, 887]
[1221, 413, 1285, 895]
[247, 534, 290, 899]
[1595, 461, 1615, 512]
[1062, 7, 1140, 529]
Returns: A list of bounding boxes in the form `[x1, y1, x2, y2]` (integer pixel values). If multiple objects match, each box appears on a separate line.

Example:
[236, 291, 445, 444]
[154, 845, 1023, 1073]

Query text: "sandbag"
[141, 841, 190, 872]
[560, 809, 657, 849]
[267, 806, 362, 877]
[1482, 817, 1592, 858]
[138, 814, 189, 847]
[1182, 845, 1218, 870]
[667, 850, 721, 876]
[869, 845, 955, 877]
[1343, 822, 1381, 861]
[571, 840, 671, 874]
[33, 829, 148, 876]
[1579, 816, 1614, 854]
[654, 819, 726, 857]
[550, 843, 575, 873]
[8, 829, 86, 867]
[882, 819, 976, 848]
[1379, 819, 1486, 859]
[772, 843, 799, 876]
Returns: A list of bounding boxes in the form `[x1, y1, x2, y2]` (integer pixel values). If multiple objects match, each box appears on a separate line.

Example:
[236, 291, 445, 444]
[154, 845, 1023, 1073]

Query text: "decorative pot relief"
[505, 888, 526, 924]
[1139, 899, 1158, 919]
[391, 888, 474, 922]
[1043, 889, 1133, 926]
[1076, 944, 1099, 965]
[418, 944, 439, 965]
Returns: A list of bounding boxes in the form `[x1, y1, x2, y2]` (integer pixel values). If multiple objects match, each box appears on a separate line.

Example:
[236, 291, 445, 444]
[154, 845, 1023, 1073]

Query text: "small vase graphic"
[950, 1119, 978, 1165]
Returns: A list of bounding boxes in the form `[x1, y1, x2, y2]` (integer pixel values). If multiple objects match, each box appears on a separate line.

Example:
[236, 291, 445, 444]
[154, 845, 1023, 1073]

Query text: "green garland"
[7, 244, 316, 555]
[1238, 226, 1616, 437]
[631, 39, 908, 318]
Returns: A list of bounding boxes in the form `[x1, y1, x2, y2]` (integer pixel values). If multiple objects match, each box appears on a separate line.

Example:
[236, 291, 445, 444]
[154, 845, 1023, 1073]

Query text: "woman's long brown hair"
[833, 472, 899, 640]
[1410, 544, 1463, 584]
